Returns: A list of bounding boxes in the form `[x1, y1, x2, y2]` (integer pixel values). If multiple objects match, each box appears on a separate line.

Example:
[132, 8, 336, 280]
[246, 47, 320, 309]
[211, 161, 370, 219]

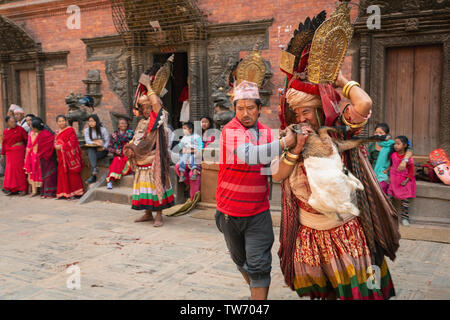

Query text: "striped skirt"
[131, 164, 174, 211]
[293, 218, 395, 300]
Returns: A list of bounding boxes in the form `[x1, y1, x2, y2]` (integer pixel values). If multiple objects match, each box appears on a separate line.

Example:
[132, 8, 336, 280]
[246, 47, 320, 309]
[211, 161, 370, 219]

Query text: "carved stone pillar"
[359, 33, 370, 92]
[188, 40, 208, 121]
[359, 32, 373, 134]
[0, 54, 9, 118]
[36, 51, 46, 120]
[441, 39, 450, 152]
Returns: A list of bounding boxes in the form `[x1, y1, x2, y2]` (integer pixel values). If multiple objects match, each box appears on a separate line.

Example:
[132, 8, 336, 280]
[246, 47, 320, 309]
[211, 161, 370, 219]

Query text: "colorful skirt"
[293, 218, 395, 300]
[106, 156, 131, 182]
[131, 164, 174, 211]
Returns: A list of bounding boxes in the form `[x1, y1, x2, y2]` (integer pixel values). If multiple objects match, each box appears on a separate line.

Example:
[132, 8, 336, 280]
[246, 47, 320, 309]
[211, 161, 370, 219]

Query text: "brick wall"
[1, 0, 360, 132]
[1, 0, 125, 133]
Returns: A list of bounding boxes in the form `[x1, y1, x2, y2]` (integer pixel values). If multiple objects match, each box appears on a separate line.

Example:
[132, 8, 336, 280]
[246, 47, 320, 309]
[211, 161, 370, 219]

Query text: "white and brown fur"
[288, 123, 383, 221]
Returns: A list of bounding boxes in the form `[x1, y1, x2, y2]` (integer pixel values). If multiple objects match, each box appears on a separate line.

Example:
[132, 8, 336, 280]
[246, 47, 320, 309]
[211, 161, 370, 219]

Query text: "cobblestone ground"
[0, 194, 449, 300]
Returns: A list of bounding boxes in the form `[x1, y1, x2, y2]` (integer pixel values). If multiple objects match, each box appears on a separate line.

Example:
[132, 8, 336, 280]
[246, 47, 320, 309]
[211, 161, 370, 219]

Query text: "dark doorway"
[153, 52, 188, 129]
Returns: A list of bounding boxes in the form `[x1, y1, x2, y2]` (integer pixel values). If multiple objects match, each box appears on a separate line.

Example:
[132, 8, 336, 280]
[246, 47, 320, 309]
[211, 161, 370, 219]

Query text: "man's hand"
[55, 144, 62, 151]
[283, 129, 297, 149]
[334, 70, 348, 89]
[139, 73, 152, 91]
[289, 126, 313, 155]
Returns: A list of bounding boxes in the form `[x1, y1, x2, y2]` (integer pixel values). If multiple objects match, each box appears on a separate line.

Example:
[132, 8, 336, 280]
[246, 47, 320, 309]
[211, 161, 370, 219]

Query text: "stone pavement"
[0, 193, 449, 300]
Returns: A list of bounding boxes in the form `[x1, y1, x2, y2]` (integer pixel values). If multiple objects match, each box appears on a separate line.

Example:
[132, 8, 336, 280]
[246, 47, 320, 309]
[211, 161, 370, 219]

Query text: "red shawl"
[36, 129, 56, 161]
[56, 127, 83, 173]
[1, 126, 28, 155]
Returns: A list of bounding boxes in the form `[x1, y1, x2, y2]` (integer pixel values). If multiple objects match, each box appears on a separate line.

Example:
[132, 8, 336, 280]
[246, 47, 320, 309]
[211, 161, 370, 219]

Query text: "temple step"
[79, 166, 187, 206]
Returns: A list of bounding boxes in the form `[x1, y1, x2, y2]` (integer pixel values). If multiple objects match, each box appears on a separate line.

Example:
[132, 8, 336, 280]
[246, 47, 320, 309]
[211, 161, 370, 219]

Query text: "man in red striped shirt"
[215, 80, 302, 300]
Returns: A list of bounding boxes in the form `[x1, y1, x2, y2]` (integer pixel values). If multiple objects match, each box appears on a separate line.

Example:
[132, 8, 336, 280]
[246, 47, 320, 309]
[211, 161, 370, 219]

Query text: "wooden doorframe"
[10, 61, 36, 107]
[355, 1, 450, 153]
[130, 42, 208, 122]
[368, 33, 450, 153]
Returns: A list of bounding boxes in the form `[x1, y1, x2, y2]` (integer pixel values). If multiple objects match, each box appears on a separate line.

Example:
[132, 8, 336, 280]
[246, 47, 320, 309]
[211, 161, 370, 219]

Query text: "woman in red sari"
[55, 115, 84, 199]
[24, 117, 58, 198]
[1, 116, 28, 196]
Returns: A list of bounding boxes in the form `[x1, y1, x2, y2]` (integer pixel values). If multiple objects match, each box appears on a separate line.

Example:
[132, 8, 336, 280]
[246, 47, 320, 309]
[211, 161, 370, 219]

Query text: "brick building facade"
[0, 0, 449, 225]
[0, 0, 357, 135]
[0, 0, 448, 158]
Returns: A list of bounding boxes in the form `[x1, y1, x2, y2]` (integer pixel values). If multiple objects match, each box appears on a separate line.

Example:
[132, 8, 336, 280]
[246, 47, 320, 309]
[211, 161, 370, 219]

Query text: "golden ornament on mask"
[307, 1, 354, 84]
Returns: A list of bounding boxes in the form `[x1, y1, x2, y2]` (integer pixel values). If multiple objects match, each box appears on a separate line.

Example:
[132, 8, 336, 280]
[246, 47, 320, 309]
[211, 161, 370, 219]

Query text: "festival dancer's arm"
[234, 129, 297, 165]
[335, 71, 372, 126]
[271, 129, 310, 182]
[140, 74, 162, 114]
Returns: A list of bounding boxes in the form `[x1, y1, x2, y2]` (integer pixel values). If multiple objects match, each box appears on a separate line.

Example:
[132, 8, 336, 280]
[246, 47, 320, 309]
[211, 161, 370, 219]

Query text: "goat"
[288, 123, 384, 221]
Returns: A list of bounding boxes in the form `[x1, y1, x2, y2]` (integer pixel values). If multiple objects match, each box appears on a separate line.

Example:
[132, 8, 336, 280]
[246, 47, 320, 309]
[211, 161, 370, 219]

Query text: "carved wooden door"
[384, 45, 443, 156]
[19, 69, 38, 116]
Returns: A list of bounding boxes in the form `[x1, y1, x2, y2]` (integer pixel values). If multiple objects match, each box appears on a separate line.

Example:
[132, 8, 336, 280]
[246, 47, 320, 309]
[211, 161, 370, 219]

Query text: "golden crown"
[235, 48, 267, 88]
[307, 1, 354, 84]
[152, 54, 174, 96]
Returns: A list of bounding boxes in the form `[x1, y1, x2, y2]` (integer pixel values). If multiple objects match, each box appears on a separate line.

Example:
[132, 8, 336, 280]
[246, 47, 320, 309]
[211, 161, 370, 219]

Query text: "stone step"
[82, 166, 187, 206]
[110, 174, 135, 188]
[92, 185, 133, 205]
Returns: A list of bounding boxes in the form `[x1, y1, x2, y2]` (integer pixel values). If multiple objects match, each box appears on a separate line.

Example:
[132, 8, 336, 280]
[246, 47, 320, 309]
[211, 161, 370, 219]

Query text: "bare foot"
[134, 212, 153, 223]
[153, 213, 163, 227]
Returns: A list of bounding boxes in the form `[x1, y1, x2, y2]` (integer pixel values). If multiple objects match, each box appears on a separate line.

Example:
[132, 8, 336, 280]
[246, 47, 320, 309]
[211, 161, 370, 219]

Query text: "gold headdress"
[234, 48, 266, 88]
[152, 54, 173, 96]
[280, 10, 326, 75]
[307, 1, 354, 84]
[134, 55, 173, 113]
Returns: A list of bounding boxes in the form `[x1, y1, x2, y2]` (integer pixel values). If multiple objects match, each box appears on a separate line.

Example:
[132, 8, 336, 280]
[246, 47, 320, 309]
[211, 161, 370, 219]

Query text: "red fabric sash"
[2, 126, 28, 154]
[56, 127, 83, 173]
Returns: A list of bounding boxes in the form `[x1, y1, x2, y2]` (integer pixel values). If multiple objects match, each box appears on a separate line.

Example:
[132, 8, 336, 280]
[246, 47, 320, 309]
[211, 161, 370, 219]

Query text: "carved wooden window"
[111, 0, 206, 48]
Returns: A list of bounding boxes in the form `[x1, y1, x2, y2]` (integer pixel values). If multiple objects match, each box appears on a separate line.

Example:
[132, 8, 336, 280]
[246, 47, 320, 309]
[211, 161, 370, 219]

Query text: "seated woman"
[200, 115, 215, 148]
[83, 114, 110, 184]
[24, 117, 58, 198]
[1, 116, 28, 196]
[54, 115, 84, 200]
[106, 118, 134, 189]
